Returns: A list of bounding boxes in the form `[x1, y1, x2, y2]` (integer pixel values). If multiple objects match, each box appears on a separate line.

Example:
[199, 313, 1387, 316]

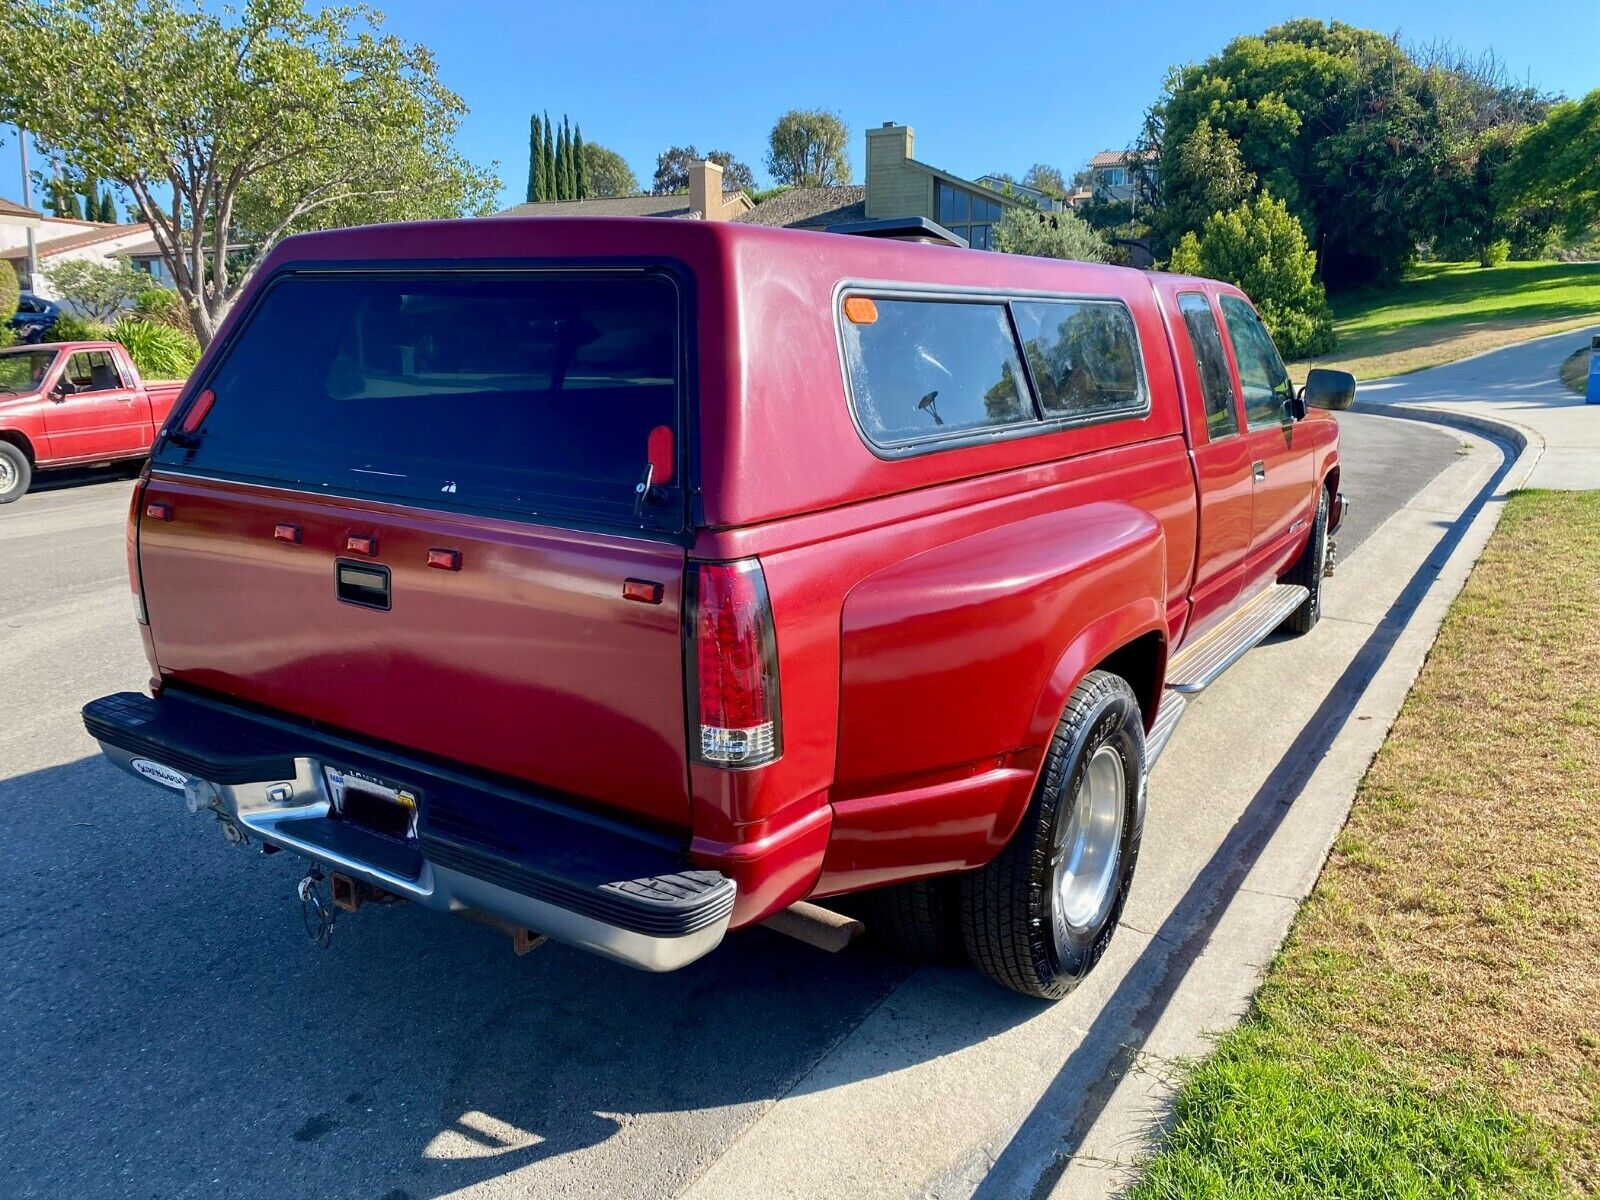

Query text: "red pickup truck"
[0, 340, 183, 503]
[84, 218, 1351, 998]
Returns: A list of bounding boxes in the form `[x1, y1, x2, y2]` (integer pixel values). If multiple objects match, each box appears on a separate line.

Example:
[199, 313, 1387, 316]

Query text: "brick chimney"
[688, 159, 727, 221]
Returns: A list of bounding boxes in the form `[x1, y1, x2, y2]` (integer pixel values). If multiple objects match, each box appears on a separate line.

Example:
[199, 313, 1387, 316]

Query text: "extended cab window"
[159, 271, 682, 529]
[1218, 295, 1295, 428]
[1177, 293, 1240, 440]
[1010, 299, 1145, 421]
[841, 297, 1031, 448]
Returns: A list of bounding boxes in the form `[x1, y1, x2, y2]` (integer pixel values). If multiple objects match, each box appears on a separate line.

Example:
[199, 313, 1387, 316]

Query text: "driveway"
[0, 412, 1462, 1200]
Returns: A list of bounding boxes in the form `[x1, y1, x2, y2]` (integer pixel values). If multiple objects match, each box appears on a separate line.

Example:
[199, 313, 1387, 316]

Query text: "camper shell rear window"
[156, 268, 686, 532]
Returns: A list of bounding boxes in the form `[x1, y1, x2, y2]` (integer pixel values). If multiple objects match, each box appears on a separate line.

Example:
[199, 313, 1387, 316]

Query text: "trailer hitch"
[297, 866, 338, 948]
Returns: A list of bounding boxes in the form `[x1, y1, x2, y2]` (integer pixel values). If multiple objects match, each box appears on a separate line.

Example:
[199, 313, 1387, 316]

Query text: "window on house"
[841, 296, 1032, 448]
[1010, 300, 1146, 421]
[936, 183, 1003, 250]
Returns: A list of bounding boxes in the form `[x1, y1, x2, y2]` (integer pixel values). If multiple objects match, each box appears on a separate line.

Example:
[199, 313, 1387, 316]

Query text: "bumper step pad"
[83, 690, 734, 945]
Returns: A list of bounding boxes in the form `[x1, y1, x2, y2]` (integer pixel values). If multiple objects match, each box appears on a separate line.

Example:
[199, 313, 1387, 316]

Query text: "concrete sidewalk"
[1357, 323, 1599, 489]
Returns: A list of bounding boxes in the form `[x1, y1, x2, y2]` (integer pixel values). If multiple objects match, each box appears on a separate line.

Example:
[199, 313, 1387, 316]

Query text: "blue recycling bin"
[1589, 335, 1600, 405]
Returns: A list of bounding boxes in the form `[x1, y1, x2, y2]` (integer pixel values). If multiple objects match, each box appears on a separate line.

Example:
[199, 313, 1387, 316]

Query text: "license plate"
[324, 766, 418, 840]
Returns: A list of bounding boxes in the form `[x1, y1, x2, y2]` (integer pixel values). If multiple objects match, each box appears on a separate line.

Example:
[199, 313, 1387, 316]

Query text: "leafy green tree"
[1168, 194, 1335, 357]
[992, 207, 1111, 263]
[1021, 163, 1067, 198]
[1161, 121, 1255, 239]
[573, 125, 587, 199]
[582, 142, 639, 198]
[1498, 88, 1600, 239]
[44, 257, 148, 322]
[651, 146, 754, 195]
[97, 188, 118, 222]
[0, 260, 19, 346]
[556, 117, 570, 199]
[1149, 19, 1548, 287]
[0, 0, 497, 346]
[527, 113, 542, 202]
[766, 109, 850, 187]
[542, 110, 555, 201]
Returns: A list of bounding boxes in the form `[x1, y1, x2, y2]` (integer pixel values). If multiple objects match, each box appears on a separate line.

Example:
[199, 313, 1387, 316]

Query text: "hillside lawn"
[1289, 260, 1600, 381]
[1126, 490, 1600, 1199]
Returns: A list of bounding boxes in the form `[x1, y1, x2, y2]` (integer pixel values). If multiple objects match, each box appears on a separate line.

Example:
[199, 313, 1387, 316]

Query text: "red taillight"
[180, 388, 216, 433]
[689, 559, 782, 768]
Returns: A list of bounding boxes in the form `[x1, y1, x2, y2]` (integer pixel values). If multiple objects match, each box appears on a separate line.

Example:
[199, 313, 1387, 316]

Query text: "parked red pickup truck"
[84, 218, 1351, 997]
[0, 340, 183, 503]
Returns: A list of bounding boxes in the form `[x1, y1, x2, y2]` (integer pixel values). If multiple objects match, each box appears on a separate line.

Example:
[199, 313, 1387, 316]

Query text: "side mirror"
[1286, 391, 1308, 422]
[1303, 367, 1356, 412]
[51, 379, 76, 400]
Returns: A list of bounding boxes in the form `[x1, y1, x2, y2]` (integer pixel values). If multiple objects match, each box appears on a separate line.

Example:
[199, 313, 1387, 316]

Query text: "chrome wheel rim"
[1052, 744, 1126, 935]
[0, 456, 15, 494]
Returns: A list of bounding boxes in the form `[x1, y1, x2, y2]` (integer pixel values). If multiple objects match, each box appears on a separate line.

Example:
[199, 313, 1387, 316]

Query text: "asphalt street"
[0, 412, 1459, 1200]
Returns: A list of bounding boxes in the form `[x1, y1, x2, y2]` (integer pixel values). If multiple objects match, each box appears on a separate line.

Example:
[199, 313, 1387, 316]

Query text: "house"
[740, 121, 1026, 248]
[0, 198, 153, 296]
[1087, 150, 1153, 203]
[974, 175, 1064, 212]
[496, 160, 754, 222]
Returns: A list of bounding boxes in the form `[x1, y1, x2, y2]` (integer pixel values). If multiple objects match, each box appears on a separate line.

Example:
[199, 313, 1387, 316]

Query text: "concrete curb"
[1041, 405, 1541, 1200]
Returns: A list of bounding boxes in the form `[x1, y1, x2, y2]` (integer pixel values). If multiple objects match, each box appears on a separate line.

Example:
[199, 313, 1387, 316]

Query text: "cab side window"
[1009, 299, 1146, 422]
[1218, 295, 1294, 428]
[1176, 293, 1239, 440]
[65, 351, 125, 393]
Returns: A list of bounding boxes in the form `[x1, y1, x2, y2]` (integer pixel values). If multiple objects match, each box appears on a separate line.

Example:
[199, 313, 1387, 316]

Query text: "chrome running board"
[1145, 689, 1187, 768]
[1166, 583, 1309, 695]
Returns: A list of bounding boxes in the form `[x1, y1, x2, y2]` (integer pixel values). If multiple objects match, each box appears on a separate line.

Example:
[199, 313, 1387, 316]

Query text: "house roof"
[495, 193, 749, 219]
[1088, 150, 1152, 169]
[0, 196, 42, 220]
[736, 185, 867, 229]
[0, 221, 152, 262]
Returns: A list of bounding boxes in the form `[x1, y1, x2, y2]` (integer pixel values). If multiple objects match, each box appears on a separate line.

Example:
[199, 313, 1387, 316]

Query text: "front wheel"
[0, 441, 32, 504]
[960, 670, 1146, 999]
[1280, 485, 1330, 635]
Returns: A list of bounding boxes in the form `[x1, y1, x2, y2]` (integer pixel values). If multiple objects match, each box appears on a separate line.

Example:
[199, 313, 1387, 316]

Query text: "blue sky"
[3, 0, 1596, 212]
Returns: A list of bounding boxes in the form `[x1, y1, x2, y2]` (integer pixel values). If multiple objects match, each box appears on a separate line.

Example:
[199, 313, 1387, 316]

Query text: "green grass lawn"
[1290, 260, 1600, 380]
[1127, 490, 1600, 1199]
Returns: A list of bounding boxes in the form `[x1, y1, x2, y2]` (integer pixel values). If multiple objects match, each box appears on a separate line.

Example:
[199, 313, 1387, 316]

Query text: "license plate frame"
[323, 765, 419, 841]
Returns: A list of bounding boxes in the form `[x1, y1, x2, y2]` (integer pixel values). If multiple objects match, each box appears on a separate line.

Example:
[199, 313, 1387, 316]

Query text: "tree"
[1498, 88, 1600, 239]
[992, 207, 1111, 263]
[1147, 19, 1551, 287]
[0, 261, 19, 347]
[44, 257, 148, 322]
[0, 0, 498, 347]
[651, 145, 754, 194]
[766, 109, 850, 187]
[582, 142, 639, 198]
[542, 110, 555, 202]
[527, 113, 542, 202]
[97, 188, 118, 223]
[1021, 163, 1067, 198]
[1168, 194, 1335, 357]
[573, 125, 587, 199]
[1160, 121, 1255, 239]
[556, 117, 571, 199]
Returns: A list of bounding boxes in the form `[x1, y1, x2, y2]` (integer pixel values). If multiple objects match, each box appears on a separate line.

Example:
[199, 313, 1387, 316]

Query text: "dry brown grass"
[1560, 347, 1592, 396]
[1263, 490, 1600, 1189]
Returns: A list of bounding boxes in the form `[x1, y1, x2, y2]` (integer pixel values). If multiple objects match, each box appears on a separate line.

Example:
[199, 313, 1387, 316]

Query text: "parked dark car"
[83, 217, 1354, 998]
[10, 293, 60, 343]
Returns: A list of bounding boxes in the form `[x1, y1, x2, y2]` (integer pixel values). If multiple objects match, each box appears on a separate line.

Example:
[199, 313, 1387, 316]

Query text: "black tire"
[959, 670, 1146, 999]
[860, 876, 965, 964]
[1280, 485, 1330, 635]
[0, 441, 31, 504]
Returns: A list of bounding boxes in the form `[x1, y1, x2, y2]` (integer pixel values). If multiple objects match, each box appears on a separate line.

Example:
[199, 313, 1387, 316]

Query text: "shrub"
[131, 286, 194, 334]
[110, 318, 200, 379]
[0, 260, 19, 325]
[42, 257, 146, 322]
[1168, 194, 1336, 358]
[993, 207, 1111, 263]
[1479, 238, 1512, 267]
[44, 312, 110, 343]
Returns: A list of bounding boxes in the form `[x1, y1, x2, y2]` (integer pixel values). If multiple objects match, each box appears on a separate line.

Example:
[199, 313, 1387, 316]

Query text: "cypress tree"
[62, 188, 82, 220]
[98, 190, 117, 223]
[569, 117, 582, 200]
[554, 121, 566, 200]
[527, 113, 541, 202]
[542, 111, 556, 201]
[574, 125, 587, 199]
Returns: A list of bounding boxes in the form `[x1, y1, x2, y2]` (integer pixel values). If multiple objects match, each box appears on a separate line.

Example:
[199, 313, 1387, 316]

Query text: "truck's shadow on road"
[0, 755, 1042, 1200]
